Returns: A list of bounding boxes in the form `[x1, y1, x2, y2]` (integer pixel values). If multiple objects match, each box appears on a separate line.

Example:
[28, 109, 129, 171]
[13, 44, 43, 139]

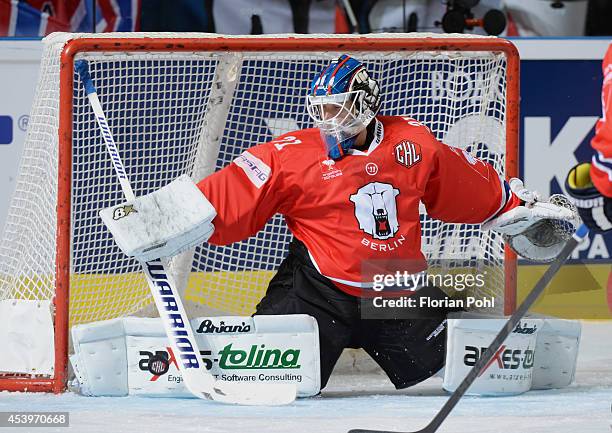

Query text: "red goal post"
[0, 33, 519, 393]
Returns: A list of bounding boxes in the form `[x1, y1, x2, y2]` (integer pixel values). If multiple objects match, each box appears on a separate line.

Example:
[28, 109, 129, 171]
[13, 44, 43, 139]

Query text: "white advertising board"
[0, 39, 43, 232]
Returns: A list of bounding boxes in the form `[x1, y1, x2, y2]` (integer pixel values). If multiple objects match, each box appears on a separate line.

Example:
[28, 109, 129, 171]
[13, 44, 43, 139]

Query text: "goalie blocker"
[99, 175, 216, 262]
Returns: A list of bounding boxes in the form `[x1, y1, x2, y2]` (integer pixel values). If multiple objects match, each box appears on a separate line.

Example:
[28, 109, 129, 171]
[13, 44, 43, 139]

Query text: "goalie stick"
[348, 223, 589, 433]
[75, 59, 296, 406]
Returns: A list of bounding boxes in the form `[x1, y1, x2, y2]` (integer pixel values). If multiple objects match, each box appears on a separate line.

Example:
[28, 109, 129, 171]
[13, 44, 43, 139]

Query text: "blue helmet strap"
[324, 119, 375, 160]
[324, 134, 357, 160]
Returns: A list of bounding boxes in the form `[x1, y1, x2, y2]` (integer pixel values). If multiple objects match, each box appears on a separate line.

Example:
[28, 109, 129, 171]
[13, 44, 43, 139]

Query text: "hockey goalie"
[97, 55, 582, 397]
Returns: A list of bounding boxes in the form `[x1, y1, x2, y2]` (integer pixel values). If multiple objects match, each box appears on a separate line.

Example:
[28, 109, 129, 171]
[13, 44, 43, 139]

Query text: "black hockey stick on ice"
[348, 223, 589, 433]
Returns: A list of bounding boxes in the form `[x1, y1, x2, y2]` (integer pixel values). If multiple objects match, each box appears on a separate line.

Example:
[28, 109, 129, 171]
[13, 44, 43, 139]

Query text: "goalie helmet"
[306, 55, 381, 160]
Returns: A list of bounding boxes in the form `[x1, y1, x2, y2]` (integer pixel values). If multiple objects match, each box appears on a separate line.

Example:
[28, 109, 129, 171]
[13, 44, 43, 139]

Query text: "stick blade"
[212, 381, 297, 406]
[182, 368, 296, 405]
[349, 429, 398, 433]
[348, 427, 431, 433]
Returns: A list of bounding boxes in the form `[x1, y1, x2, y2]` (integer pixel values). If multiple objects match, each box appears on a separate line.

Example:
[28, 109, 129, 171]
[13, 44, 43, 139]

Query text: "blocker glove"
[566, 162, 612, 233]
[99, 175, 217, 262]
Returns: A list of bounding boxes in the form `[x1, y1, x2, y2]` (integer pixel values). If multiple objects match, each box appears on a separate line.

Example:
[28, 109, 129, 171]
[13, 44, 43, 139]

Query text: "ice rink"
[1, 321, 610, 433]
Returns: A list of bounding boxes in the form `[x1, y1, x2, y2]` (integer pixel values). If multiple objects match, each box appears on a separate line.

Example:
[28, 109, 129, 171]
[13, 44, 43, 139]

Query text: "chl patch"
[394, 140, 422, 169]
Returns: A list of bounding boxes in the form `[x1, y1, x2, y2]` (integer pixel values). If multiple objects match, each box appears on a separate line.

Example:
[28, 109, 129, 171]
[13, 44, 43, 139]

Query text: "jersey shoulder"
[379, 115, 440, 150]
[241, 128, 323, 179]
[247, 127, 319, 151]
[248, 128, 323, 160]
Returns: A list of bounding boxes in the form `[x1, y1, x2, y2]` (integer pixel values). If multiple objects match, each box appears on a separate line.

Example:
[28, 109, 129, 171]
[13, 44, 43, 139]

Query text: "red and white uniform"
[198, 116, 517, 296]
[591, 43, 612, 198]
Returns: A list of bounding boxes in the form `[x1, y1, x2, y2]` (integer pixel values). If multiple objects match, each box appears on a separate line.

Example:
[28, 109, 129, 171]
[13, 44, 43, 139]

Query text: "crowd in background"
[0, 0, 611, 38]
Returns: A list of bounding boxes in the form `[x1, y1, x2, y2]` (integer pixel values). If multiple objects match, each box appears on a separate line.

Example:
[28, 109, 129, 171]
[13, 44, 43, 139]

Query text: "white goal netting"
[0, 32, 516, 382]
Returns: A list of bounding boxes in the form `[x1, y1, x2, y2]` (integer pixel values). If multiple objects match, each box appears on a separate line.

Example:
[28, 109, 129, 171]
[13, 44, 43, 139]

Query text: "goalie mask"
[307, 55, 381, 160]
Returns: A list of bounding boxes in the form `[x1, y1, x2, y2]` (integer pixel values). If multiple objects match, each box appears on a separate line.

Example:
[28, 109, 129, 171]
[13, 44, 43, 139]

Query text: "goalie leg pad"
[99, 175, 216, 262]
[531, 317, 581, 390]
[69, 315, 320, 398]
[443, 312, 539, 396]
[442, 313, 581, 395]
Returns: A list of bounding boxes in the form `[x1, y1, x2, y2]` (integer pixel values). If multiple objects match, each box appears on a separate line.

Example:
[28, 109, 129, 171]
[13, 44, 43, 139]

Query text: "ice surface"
[0, 321, 610, 433]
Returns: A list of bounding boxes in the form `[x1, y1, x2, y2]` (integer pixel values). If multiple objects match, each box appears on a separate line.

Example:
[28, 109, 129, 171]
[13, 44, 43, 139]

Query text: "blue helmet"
[306, 55, 381, 160]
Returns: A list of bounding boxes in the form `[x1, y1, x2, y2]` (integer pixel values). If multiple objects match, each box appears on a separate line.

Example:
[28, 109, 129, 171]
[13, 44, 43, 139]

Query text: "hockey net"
[0, 32, 518, 392]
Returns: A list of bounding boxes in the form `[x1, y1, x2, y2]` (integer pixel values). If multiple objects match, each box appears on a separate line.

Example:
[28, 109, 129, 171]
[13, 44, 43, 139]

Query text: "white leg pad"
[0, 300, 54, 376]
[443, 312, 539, 396]
[531, 317, 581, 390]
[70, 315, 320, 398]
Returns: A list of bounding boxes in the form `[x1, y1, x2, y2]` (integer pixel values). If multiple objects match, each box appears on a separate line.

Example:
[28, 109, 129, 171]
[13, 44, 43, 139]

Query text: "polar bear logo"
[350, 182, 400, 240]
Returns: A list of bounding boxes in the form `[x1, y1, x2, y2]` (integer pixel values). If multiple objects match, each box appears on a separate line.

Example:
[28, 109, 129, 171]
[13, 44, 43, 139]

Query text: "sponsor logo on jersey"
[112, 204, 137, 220]
[568, 196, 603, 208]
[322, 159, 335, 170]
[350, 182, 400, 240]
[373, 117, 383, 144]
[394, 140, 421, 168]
[320, 158, 343, 180]
[448, 146, 489, 180]
[365, 162, 378, 175]
[234, 151, 271, 189]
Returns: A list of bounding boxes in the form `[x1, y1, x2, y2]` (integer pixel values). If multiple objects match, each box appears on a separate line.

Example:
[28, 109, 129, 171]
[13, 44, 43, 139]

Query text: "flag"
[0, 0, 140, 37]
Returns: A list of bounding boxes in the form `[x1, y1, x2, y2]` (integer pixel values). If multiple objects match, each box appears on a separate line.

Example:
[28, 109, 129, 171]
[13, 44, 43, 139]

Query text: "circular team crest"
[365, 162, 378, 175]
[148, 354, 170, 376]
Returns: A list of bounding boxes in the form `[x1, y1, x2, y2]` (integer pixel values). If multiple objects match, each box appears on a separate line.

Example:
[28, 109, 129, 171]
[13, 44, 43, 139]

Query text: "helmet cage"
[306, 90, 374, 143]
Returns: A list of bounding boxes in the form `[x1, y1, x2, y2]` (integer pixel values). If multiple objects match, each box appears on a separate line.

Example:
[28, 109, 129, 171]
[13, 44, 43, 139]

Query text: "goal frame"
[0, 35, 519, 393]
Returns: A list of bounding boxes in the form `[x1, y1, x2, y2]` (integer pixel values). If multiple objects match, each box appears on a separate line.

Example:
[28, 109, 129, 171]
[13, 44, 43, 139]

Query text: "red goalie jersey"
[198, 116, 517, 296]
